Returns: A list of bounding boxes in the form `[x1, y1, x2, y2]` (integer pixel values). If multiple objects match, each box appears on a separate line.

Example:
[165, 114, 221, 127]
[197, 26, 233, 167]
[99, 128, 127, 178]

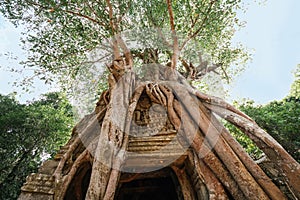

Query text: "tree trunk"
[18, 64, 300, 200]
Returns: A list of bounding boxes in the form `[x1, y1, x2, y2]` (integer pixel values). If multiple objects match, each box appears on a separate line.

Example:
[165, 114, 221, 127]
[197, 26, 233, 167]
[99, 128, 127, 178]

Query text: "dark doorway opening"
[64, 162, 92, 200]
[115, 168, 182, 200]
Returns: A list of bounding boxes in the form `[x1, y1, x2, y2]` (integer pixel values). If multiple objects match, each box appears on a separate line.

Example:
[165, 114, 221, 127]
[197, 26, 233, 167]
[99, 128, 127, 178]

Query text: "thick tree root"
[204, 103, 300, 199]
[50, 77, 299, 200]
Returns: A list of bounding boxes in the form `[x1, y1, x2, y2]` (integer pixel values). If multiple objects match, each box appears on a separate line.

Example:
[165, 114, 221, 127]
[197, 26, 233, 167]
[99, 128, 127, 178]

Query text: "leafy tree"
[0, 0, 249, 90]
[0, 92, 74, 200]
[1, 1, 299, 199]
[238, 98, 300, 162]
[231, 65, 300, 162]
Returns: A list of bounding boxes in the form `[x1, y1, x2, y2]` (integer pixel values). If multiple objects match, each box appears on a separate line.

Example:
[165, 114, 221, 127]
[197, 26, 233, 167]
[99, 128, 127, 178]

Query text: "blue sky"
[231, 0, 300, 103]
[0, 0, 299, 104]
[0, 15, 53, 102]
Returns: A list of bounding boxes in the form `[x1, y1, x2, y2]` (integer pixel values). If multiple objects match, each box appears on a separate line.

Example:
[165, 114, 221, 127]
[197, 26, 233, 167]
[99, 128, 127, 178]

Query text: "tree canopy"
[0, 92, 74, 200]
[0, 0, 248, 90]
[2, 1, 300, 199]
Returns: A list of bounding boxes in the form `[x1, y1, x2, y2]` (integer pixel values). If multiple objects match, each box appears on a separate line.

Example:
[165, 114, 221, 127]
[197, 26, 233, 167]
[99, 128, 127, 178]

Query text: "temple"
[18, 70, 300, 199]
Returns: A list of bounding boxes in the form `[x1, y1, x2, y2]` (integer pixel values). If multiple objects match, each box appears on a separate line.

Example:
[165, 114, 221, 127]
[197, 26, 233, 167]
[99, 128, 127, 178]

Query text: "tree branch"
[104, 0, 121, 59]
[116, 0, 132, 25]
[220, 65, 230, 83]
[180, 0, 216, 51]
[84, 2, 102, 20]
[27, 1, 106, 27]
[166, 0, 179, 69]
[116, 35, 133, 68]
[179, 56, 223, 80]
[64, 10, 106, 26]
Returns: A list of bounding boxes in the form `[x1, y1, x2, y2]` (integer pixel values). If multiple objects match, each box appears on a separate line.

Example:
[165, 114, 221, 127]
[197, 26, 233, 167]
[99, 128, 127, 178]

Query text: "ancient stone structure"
[18, 67, 300, 200]
[19, 94, 191, 199]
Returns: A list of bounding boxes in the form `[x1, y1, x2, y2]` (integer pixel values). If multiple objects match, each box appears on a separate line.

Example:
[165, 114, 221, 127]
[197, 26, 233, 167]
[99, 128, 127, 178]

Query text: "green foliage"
[237, 98, 300, 162]
[0, 92, 74, 200]
[227, 97, 300, 162]
[0, 0, 249, 89]
[225, 119, 264, 160]
[227, 65, 300, 162]
[290, 64, 300, 98]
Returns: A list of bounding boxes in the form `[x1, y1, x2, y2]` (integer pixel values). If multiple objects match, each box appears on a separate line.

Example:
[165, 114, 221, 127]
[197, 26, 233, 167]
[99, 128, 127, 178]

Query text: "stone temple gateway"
[18, 64, 300, 200]
[18, 92, 197, 199]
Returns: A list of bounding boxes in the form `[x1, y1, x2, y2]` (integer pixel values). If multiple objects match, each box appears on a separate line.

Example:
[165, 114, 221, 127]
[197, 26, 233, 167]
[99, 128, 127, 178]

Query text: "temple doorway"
[115, 168, 183, 200]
